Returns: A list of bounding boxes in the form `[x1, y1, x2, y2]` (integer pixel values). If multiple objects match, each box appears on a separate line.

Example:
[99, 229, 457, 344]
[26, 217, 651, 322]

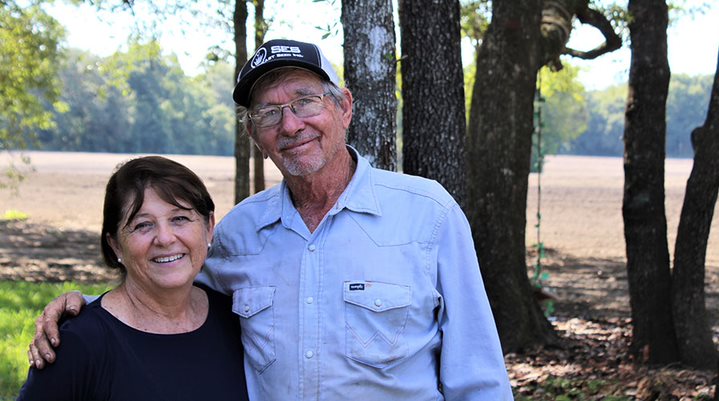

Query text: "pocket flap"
[232, 286, 275, 318]
[343, 281, 411, 312]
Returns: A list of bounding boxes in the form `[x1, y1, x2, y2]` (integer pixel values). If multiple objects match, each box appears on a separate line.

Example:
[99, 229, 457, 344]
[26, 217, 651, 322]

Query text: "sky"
[45, 1, 719, 91]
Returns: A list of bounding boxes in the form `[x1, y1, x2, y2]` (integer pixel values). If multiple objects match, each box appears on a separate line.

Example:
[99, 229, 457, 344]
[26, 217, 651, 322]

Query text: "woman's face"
[109, 187, 214, 293]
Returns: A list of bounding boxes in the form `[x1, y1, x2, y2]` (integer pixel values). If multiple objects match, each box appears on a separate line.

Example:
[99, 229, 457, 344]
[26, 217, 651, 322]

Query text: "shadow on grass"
[0, 220, 120, 284]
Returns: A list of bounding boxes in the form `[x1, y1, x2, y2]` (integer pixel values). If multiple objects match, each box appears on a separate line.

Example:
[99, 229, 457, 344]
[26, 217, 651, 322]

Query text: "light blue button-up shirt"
[197, 147, 513, 400]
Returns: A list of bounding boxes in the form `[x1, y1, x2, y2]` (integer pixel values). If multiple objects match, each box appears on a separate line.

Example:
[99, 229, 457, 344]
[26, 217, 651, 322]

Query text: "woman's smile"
[151, 253, 186, 264]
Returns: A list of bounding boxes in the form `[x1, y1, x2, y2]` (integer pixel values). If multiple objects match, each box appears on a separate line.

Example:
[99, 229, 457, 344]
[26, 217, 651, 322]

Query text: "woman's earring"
[117, 257, 122, 264]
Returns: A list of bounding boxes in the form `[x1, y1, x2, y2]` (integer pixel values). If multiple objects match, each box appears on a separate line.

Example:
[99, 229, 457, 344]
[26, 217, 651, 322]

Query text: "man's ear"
[340, 88, 353, 129]
[251, 137, 268, 159]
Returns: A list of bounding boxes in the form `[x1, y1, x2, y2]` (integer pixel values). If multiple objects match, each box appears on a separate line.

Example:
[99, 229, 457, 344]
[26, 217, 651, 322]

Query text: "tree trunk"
[622, 0, 678, 364]
[341, 0, 397, 171]
[233, 0, 250, 203]
[252, 0, 266, 194]
[398, 0, 467, 205]
[672, 49, 719, 370]
[465, 0, 557, 351]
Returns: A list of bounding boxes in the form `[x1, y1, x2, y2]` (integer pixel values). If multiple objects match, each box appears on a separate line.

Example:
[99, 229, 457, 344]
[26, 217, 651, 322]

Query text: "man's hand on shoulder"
[28, 291, 85, 369]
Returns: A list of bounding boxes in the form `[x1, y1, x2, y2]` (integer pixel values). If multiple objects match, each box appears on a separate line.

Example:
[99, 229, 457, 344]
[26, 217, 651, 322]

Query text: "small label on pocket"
[349, 283, 365, 291]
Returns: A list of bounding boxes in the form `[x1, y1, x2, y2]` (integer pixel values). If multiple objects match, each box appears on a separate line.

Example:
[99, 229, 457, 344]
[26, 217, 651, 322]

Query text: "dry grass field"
[1, 151, 718, 399]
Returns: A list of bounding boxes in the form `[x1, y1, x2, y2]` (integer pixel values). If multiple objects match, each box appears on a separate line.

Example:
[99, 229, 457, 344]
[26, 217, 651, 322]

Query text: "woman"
[18, 156, 249, 401]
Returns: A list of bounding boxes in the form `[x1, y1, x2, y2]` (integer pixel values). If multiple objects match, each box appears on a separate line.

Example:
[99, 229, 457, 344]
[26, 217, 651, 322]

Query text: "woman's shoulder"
[17, 298, 118, 400]
[61, 294, 110, 327]
[57, 296, 116, 350]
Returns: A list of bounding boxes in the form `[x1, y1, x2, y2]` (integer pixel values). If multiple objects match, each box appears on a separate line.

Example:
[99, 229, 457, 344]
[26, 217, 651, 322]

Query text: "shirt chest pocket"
[343, 281, 412, 368]
[232, 286, 277, 372]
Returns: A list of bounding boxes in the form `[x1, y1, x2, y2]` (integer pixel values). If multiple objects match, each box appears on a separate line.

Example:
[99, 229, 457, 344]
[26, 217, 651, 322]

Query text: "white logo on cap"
[270, 45, 302, 54]
[251, 48, 268, 68]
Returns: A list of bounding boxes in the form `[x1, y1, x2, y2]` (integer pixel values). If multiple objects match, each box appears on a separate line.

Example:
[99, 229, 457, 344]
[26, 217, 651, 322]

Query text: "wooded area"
[2, 4, 713, 162]
[7, 50, 712, 161]
[2, 0, 718, 398]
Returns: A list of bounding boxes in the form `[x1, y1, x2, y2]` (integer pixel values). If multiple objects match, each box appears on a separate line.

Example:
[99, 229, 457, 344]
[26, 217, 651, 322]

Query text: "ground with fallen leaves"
[1, 151, 717, 399]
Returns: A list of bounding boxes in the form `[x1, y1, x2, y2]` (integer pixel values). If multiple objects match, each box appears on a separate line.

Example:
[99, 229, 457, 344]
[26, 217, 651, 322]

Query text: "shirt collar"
[331, 145, 382, 217]
[256, 145, 382, 230]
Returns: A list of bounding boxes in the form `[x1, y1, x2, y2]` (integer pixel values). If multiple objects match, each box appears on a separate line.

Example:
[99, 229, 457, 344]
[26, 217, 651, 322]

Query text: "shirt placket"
[299, 224, 326, 401]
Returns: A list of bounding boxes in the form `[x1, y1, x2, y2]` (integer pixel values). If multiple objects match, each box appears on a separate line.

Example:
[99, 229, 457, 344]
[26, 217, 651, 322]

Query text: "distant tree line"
[564, 74, 712, 158]
[34, 42, 236, 156]
[30, 41, 711, 159]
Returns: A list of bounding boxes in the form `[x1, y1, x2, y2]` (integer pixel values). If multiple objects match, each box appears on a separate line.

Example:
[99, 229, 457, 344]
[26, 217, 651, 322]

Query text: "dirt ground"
[1, 151, 718, 399]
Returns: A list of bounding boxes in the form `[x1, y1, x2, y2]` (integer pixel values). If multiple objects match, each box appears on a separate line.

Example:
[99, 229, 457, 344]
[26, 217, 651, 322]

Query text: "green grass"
[0, 281, 112, 398]
[0, 210, 29, 221]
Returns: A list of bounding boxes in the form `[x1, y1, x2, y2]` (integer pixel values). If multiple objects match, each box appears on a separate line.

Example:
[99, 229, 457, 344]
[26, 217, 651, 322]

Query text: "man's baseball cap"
[232, 39, 341, 107]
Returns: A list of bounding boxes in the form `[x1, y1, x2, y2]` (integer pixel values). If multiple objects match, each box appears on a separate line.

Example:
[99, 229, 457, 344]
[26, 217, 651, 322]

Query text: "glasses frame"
[248, 92, 332, 129]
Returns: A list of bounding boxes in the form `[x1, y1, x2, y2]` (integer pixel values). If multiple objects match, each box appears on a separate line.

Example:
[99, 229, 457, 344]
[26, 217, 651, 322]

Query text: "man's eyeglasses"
[249, 93, 331, 128]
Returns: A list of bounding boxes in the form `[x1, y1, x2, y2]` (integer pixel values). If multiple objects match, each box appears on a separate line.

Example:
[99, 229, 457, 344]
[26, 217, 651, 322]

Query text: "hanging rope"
[532, 72, 546, 290]
[531, 72, 558, 317]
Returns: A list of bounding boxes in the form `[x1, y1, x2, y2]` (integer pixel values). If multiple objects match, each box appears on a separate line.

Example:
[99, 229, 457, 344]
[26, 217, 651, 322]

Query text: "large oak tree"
[671, 49, 719, 369]
[466, 0, 558, 351]
[341, 0, 397, 171]
[622, 0, 679, 365]
[398, 0, 467, 205]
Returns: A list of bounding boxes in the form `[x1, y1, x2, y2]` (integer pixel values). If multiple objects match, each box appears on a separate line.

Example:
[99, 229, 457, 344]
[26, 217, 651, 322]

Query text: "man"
[30, 39, 513, 400]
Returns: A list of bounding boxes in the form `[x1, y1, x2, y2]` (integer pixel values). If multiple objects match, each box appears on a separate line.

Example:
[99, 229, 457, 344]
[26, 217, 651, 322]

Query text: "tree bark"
[252, 0, 266, 194]
[622, 0, 678, 364]
[672, 49, 719, 369]
[233, 0, 250, 203]
[341, 0, 397, 171]
[398, 0, 467, 205]
[466, 0, 557, 351]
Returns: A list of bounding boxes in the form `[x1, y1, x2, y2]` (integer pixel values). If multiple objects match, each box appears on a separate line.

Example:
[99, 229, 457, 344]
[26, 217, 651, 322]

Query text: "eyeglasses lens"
[251, 95, 326, 128]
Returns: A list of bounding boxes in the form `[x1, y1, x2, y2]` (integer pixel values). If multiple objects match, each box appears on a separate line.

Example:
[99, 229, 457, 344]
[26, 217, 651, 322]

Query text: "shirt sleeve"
[436, 203, 514, 400]
[17, 330, 98, 401]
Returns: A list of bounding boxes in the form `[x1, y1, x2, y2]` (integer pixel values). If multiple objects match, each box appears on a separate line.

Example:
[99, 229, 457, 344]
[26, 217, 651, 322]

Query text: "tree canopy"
[1, 1, 65, 186]
[2, 1, 711, 162]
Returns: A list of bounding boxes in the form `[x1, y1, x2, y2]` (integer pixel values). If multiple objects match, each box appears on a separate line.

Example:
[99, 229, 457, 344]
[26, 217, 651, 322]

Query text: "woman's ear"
[107, 233, 122, 262]
[207, 212, 216, 244]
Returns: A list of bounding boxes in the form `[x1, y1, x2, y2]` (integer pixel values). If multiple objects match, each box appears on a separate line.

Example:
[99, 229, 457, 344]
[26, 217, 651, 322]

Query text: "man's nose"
[278, 105, 305, 134]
